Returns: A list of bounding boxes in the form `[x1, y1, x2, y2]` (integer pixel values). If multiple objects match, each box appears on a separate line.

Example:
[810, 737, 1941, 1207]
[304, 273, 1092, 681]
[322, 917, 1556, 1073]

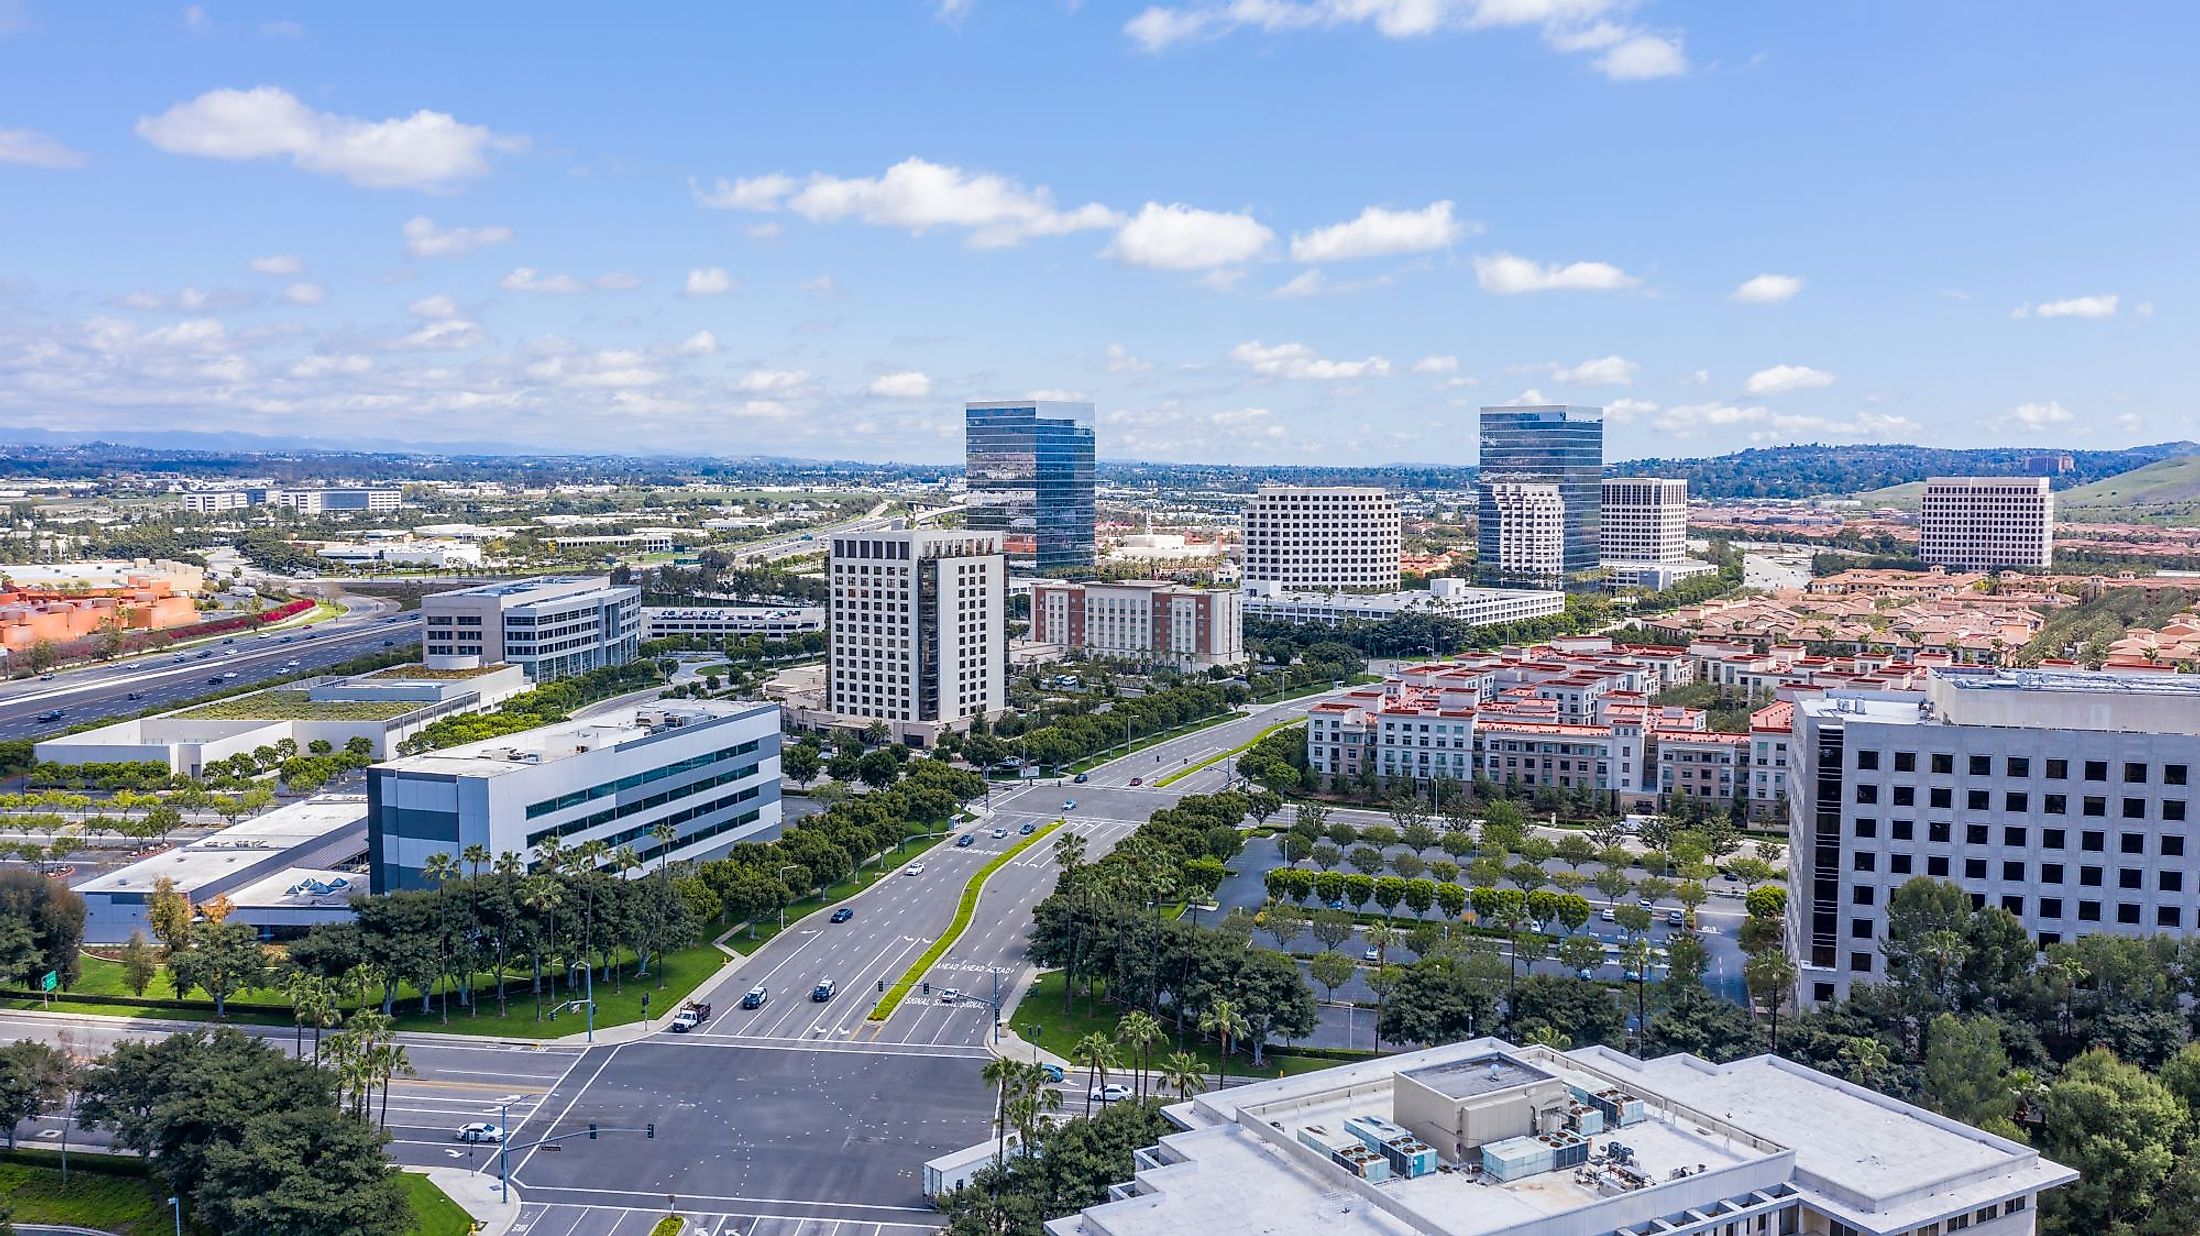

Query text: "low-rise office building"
[77, 796, 370, 942]
[366, 698, 781, 892]
[641, 605, 826, 641]
[1050, 1037, 2071, 1236]
[183, 487, 403, 515]
[1029, 580, 1245, 671]
[421, 575, 641, 681]
[1241, 578, 1563, 630]
[1788, 667, 2200, 1007]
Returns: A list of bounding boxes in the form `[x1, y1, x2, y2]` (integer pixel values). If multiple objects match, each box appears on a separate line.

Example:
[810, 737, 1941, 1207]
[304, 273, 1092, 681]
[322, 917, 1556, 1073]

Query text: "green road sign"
[40, 971, 57, 992]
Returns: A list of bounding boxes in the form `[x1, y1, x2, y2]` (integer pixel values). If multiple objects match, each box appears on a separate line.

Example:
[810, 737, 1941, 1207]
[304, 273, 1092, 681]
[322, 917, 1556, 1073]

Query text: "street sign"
[40, 971, 56, 993]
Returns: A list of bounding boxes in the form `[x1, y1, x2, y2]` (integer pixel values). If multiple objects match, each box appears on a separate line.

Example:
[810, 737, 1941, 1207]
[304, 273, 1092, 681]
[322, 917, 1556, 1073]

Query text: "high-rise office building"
[1241, 486, 1401, 592]
[827, 529, 1006, 726]
[1481, 482, 1566, 585]
[1600, 477, 1688, 565]
[1918, 477, 2054, 569]
[965, 400, 1096, 572]
[1476, 405, 1603, 589]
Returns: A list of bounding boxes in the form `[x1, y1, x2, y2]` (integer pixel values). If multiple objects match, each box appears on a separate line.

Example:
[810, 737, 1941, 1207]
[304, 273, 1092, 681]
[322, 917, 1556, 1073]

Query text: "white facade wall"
[1918, 477, 2053, 569]
[420, 576, 642, 681]
[1028, 581, 1245, 671]
[642, 606, 825, 640]
[1241, 487, 1401, 592]
[827, 530, 1005, 724]
[1483, 482, 1566, 582]
[1599, 477, 1689, 565]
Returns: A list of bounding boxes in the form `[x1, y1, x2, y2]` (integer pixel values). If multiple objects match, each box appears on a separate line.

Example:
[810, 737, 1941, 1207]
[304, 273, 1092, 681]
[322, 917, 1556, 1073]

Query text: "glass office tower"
[1476, 405, 1604, 589]
[965, 400, 1097, 572]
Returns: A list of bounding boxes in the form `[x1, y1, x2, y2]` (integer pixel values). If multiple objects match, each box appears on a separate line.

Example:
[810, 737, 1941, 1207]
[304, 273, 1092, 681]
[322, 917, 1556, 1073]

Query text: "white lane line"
[513, 1043, 622, 1179]
[522, 1186, 935, 1214]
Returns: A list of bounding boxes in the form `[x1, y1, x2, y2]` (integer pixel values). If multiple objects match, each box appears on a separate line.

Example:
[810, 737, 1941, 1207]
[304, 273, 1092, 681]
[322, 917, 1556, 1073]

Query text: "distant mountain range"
[1606, 442, 2199, 500]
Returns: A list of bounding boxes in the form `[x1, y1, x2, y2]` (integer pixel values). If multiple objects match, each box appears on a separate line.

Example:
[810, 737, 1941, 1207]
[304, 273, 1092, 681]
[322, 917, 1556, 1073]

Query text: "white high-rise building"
[1241, 487, 1400, 592]
[1788, 668, 2200, 1008]
[827, 529, 1005, 726]
[1482, 482, 1566, 584]
[1918, 476, 2054, 569]
[1599, 477, 1687, 564]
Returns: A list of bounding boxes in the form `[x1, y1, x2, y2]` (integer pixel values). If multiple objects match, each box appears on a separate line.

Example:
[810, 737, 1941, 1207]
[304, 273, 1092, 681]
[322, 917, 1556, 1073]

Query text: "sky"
[0, 2, 2194, 465]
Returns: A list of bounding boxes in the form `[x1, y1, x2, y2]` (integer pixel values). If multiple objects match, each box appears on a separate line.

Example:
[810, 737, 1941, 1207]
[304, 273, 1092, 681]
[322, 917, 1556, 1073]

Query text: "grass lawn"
[383, 940, 733, 1037]
[1010, 970, 1354, 1084]
[396, 1169, 477, 1236]
[0, 1153, 175, 1236]
[175, 689, 419, 721]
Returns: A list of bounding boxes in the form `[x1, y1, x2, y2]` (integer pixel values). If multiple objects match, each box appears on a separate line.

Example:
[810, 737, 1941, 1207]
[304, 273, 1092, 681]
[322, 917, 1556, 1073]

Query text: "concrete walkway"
[418, 1164, 524, 1236]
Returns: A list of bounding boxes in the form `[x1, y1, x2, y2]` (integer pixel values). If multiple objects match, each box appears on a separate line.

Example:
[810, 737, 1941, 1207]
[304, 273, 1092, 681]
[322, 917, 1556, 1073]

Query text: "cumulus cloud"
[1999, 400, 2076, 431]
[1655, 401, 1914, 441]
[1732, 273, 1802, 304]
[1605, 397, 1658, 423]
[111, 287, 256, 313]
[1743, 364, 1836, 395]
[498, 268, 636, 295]
[1104, 343, 1151, 373]
[248, 254, 304, 276]
[683, 267, 735, 297]
[737, 368, 812, 394]
[1272, 270, 1328, 298]
[1412, 355, 1460, 375]
[281, 281, 326, 305]
[136, 86, 519, 191]
[800, 275, 838, 297]
[401, 216, 513, 258]
[1208, 407, 1285, 437]
[698, 157, 1121, 249]
[1106, 202, 1274, 271]
[2013, 294, 2119, 320]
[675, 331, 718, 356]
[526, 349, 665, 390]
[1473, 252, 1639, 294]
[0, 126, 87, 169]
[389, 318, 485, 351]
[869, 370, 933, 399]
[406, 294, 460, 320]
[1551, 354, 1636, 386]
[1232, 340, 1390, 381]
[1289, 200, 1471, 262]
[289, 354, 371, 378]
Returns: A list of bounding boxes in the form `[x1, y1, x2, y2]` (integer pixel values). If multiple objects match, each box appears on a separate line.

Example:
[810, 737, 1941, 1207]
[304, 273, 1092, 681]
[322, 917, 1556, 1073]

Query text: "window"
[2003, 861, 2025, 881]
[2043, 827, 2066, 848]
[2042, 863, 2064, 883]
[1930, 820, 1952, 843]
[2008, 1197, 2029, 1213]
[2083, 830, 2106, 851]
[1849, 952, 1872, 972]
[1964, 858, 1987, 879]
[2126, 761, 2149, 783]
[1968, 790, 1990, 811]
[1969, 754, 1991, 776]
[1967, 824, 1989, 845]
[1852, 885, 1876, 905]
[2168, 800, 2188, 822]
[1855, 784, 1879, 805]
[1895, 751, 1917, 772]
[1851, 919, 1874, 938]
[2168, 764, 2188, 787]
[2004, 826, 2028, 846]
[2124, 798, 2148, 820]
[1931, 787, 1953, 809]
[2002, 894, 2024, 914]
[2008, 756, 2031, 777]
[2083, 796, 2108, 817]
[2118, 903, 2142, 925]
[2081, 866, 2103, 887]
[1853, 852, 1877, 872]
[2162, 870, 2184, 893]
[2167, 835, 2186, 857]
[2122, 833, 2146, 854]
[2161, 906, 2183, 928]
[1894, 820, 1915, 841]
[1891, 854, 1913, 874]
[2120, 869, 2143, 890]
[2085, 759, 2108, 781]
[1894, 786, 1916, 806]
[1928, 856, 1950, 877]
[2006, 792, 2030, 812]
[1930, 753, 1953, 774]
[2047, 758, 2069, 780]
[2045, 793, 2068, 815]
[1856, 749, 1880, 770]
[2079, 901, 2101, 921]
[1855, 818, 1878, 838]
[2039, 897, 2062, 918]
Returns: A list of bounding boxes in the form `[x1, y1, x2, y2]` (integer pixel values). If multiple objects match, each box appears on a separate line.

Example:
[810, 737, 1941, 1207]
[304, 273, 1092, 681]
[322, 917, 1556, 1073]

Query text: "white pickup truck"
[669, 1001, 711, 1033]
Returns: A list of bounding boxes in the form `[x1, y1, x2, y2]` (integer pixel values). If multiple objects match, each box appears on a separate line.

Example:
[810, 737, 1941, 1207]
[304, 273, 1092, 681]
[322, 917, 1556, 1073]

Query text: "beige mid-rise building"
[1919, 476, 2053, 569]
[1241, 486, 1401, 592]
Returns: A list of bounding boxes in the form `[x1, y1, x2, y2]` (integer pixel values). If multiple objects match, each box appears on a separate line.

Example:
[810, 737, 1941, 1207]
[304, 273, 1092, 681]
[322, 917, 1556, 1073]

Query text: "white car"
[455, 1122, 504, 1143]
[1090, 1083, 1133, 1103]
[1362, 947, 1380, 962]
[905, 863, 926, 876]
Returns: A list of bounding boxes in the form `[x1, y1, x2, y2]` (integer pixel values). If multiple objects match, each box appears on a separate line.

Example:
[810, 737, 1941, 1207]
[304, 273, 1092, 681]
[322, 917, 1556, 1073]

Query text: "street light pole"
[167, 1196, 181, 1236]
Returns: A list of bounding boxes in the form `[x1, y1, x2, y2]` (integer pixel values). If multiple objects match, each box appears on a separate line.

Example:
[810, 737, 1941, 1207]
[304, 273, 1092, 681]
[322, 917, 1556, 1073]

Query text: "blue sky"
[0, 2, 2191, 464]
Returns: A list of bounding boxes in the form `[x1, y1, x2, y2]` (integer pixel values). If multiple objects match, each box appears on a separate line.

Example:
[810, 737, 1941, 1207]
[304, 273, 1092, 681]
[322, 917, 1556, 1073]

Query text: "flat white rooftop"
[374, 699, 774, 780]
[76, 795, 369, 897]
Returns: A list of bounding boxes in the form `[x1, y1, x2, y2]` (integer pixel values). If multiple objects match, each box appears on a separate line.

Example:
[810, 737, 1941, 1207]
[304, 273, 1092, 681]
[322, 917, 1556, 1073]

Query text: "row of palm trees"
[319, 1007, 414, 1131]
[1064, 1006, 1225, 1117]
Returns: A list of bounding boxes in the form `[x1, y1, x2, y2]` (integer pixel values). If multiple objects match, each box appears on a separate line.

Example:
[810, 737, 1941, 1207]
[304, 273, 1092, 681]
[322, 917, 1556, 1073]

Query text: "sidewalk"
[419, 1165, 523, 1236]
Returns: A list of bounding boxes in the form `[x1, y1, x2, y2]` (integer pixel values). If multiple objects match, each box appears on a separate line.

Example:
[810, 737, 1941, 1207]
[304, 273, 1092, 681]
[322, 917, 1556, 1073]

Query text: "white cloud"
[289, 354, 371, 378]
[183, 5, 210, 34]
[2000, 400, 2076, 431]
[499, 268, 588, 295]
[594, 272, 643, 291]
[684, 267, 735, 297]
[2014, 293, 2119, 320]
[281, 281, 325, 305]
[935, 0, 974, 20]
[738, 368, 812, 394]
[1654, 402, 1767, 436]
[406, 293, 460, 319]
[390, 318, 485, 351]
[1209, 407, 1285, 437]
[1551, 354, 1636, 386]
[136, 86, 518, 191]
[248, 254, 304, 276]
[1104, 343, 1151, 373]
[1731, 273, 1802, 304]
[1605, 397, 1658, 423]
[800, 275, 838, 297]
[1412, 355, 1460, 375]
[1232, 340, 1390, 381]
[1473, 251, 1639, 294]
[675, 331, 718, 356]
[2114, 412, 2144, 433]
[1743, 364, 1836, 395]
[1028, 388, 1090, 402]
[699, 157, 1121, 249]
[0, 126, 86, 169]
[1655, 400, 1915, 441]
[1107, 202, 1274, 270]
[1272, 270, 1328, 298]
[1289, 200, 1471, 262]
[869, 370, 933, 399]
[401, 216, 513, 258]
[1593, 32, 1686, 80]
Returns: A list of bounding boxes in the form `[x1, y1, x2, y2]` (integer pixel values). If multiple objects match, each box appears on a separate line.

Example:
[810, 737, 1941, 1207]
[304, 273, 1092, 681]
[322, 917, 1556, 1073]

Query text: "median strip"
[1152, 717, 1305, 788]
[867, 818, 1063, 1021]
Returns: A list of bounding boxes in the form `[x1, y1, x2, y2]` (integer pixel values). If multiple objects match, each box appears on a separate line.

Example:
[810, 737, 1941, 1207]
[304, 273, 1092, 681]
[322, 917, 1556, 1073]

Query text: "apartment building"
[1241, 486, 1401, 592]
[1748, 700, 1796, 816]
[826, 528, 1005, 727]
[1788, 667, 2200, 1007]
[1028, 580, 1244, 671]
[1050, 1038, 2071, 1236]
[367, 699, 781, 893]
[1656, 730, 1748, 804]
[1481, 482, 1566, 584]
[1918, 477, 2054, 570]
[420, 576, 642, 682]
[1477, 405, 1602, 589]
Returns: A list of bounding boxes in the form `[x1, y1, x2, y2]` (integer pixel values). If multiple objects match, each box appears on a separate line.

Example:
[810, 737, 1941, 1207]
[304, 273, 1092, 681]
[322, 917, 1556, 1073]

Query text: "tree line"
[394, 658, 665, 755]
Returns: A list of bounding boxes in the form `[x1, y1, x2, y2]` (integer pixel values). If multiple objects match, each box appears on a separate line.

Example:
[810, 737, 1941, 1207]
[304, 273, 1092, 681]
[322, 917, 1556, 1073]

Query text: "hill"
[2055, 455, 2200, 524]
[1849, 480, 1928, 512]
[1610, 441, 2196, 500]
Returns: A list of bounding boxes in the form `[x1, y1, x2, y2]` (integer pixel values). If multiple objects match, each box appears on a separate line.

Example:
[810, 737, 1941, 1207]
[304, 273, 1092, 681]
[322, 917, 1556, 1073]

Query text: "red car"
[1129, 776, 1143, 786]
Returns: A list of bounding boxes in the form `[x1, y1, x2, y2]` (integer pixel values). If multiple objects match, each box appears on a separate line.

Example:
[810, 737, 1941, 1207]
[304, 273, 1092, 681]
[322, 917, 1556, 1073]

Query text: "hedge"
[867, 819, 1062, 1021]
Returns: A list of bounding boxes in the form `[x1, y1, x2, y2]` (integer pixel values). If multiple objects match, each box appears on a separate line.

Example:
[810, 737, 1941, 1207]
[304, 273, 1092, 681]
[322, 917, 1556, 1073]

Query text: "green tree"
[0, 1038, 71, 1150]
[2039, 1048, 2188, 1236]
[118, 930, 160, 997]
[167, 921, 271, 1017]
[1918, 1013, 2014, 1132]
[1307, 949, 1355, 1004]
[195, 1108, 411, 1236]
[1197, 997, 1250, 1092]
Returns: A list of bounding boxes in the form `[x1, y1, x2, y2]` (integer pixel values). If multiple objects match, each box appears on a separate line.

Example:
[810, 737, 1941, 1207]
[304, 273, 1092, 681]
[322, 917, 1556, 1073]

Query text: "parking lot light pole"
[167, 1196, 180, 1236]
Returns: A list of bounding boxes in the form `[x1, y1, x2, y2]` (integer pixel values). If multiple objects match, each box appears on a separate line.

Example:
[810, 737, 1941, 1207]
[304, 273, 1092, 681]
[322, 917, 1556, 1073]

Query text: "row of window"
[523, 740, 764, 819]
[1856, 784, 2189, 818]
[1856, 750, 2189, 783]
[1853, 818, 2189, 851]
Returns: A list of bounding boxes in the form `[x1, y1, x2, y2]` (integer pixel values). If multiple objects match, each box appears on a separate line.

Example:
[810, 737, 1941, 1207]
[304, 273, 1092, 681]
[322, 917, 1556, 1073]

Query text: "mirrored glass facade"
[1476, 405, 1604, 589]
[965, 400, 1096, 572]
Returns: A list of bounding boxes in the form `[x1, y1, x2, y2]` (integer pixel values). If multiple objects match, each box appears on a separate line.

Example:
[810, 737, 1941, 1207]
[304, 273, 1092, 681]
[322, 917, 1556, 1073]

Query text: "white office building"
[1049, 1037, 2071, 1236]
[1241, 487, 1401, 592]
[1483, 482, 1567, 584]
[827, 529, 1005, 727]
[366, 699, 780, 892]
[1788, 668, 2200, 1007]
[1029, 580, 1244, 671]
[1918, 477, 2054, 570]
[1601, 478, 1688, 565]
[1241, 577, 1564, 630]
[77, 796, 371, 942]
[642, 605, 826, 641]
[179, 490, 251, 514]
[184, 487, 403, 515]
[420, 576, 642, 681]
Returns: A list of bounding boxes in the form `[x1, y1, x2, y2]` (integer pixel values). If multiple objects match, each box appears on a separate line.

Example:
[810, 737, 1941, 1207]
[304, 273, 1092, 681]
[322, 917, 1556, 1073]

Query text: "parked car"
[811, 980, 836, 1003]
[669, 1001, 711, 1032]
[740, 985, 769, 1009]
[1600, 908, 1617, 923]
[1362, 947, 1380, 963]
[1090, 1084, 1133, 1103]
[1072, 772, 1089, 784]
[830, 907, 854, 923]
[956, 834, 976, 848]
[1666, 910, 1686, 927]
[455, 1123, 504, 1143]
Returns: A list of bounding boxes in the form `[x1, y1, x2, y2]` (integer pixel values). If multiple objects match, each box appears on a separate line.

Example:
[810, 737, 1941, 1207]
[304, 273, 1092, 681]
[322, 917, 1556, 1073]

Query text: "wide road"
[0, 604, 419, 741]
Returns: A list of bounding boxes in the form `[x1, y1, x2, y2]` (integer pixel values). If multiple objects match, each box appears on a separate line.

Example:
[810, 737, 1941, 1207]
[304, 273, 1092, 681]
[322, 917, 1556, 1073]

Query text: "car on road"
[220, 671, 238, 679]
[382, 640, 396, 647]
[1666, 910, 1685, 927]
[194, 651, 213, 660]
[1362, 947, 1380, 962]
[956, 834, 975, 848]
[1040, 1063, 1066, 1083]
[940, 987, 960, 1003]
[991, 826, 1007, 839]
[171, 654, 185, 663]
[812, 979, 836, 1002]
[33, 709, 63, 723]
[1576, 968, 1596, 980]
[125, 692, 142, 701]
[740, 985, 769, 1009]
[1090, 1084, 1133, 1103]
[455, 1123, 504, 1143]
[669, 1001, 711, 1032]
[1062, 799, 1077, 810]
[1018, 822, 1035, 835]
[1129, 777, 1142, 786]
[205, 675, 225, 685]
[830, 907, 854, 923]
[905, 863, 926, 876]
[222, 638, 235, 644]
[1600, 908, 1616, 923]
[37, 672, 54, 681]
[1072, 772, 1088, 784]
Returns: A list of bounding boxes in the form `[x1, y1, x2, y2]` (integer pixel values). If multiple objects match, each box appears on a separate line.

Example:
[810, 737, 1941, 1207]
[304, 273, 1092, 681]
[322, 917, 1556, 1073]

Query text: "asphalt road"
[0, 600, 420, 741]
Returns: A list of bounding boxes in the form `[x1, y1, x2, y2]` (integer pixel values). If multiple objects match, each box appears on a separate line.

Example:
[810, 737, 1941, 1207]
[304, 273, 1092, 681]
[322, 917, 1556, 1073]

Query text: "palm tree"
[282, 969, 328, 1060]
[1074, 1032, 1118, 1116]
[1362, 922, 1399, 967]
[462, 843, 492, 881]
[372, 1040, 414, 1131]
[981, 1055, 1023, 1166]
[519, 875, 564, 1018]
[492, 850, 524, 879]
[1158, 1051, 1206, 1101]
[421, 851, 460, 888]
[1116, 1010, 1162, 1098]
[1842, 1036, 1890, 1088]
[1198, 998, 1250, 1094]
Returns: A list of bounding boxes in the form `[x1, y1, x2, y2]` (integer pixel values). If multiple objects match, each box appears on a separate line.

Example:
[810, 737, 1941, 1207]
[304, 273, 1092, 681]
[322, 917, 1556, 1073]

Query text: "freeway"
[0, 602, 420, 741]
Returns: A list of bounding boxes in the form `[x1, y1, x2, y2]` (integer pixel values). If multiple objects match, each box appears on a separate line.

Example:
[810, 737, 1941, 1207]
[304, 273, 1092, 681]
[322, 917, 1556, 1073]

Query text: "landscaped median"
[868, 818, 1063, 1021]
[1152, 717, 1305, 789]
